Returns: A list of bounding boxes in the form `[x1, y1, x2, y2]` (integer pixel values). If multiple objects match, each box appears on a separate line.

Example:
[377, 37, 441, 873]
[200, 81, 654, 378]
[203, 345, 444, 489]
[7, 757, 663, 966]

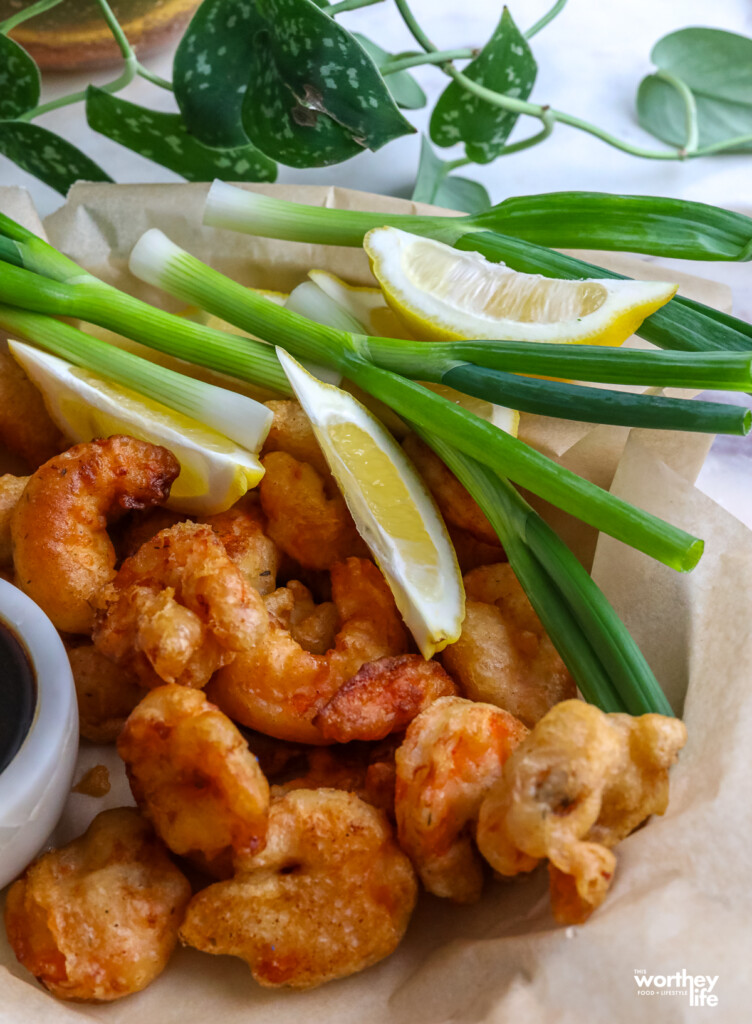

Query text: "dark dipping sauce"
[0, 621, 37, 774]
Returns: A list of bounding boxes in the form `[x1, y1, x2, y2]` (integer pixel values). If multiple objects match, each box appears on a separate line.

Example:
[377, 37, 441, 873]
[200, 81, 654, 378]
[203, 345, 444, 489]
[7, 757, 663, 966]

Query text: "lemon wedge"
[9, 342, 264, 516]
[276, 348, 464, 658]
[364, 227, 677, 346]
[308, 269, 413, 339]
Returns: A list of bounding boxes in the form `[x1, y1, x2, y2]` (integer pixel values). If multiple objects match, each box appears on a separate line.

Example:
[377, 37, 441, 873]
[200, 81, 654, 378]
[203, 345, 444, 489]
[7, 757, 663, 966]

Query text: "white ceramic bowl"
[0, 578, 78, 889]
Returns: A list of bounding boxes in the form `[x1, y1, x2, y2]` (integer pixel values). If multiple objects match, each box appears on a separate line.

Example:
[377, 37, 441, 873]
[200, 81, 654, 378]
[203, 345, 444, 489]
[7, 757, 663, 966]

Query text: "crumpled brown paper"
[0, 183, 749, 1023]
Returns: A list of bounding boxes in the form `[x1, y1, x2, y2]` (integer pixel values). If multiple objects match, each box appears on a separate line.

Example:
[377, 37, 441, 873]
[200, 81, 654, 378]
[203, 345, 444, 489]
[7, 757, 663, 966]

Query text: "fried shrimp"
[11, 436, 180, 634]
[202, 495, 280, 596]
[0, 473, 27, 567]
[93, 521, 268, 689]
[264, 579, 340, 654]
[316, 654, 457, 742]
[476, 700, 688, 925]
[402, 434, 498, 545]
[208, 557, 409, 744]
[261, 399, 330, 477]
[118, 686, 269, 871]
[179, 789, 417, 989]
[4, 808, 191, 1002]
[443, 563, 576, 727]
[0, 348, 64, 469]
[259, 451, 367, 570]
[395, 696, 528, 903]
[447, 524, 505, 574]
[67, 643, 144, 744]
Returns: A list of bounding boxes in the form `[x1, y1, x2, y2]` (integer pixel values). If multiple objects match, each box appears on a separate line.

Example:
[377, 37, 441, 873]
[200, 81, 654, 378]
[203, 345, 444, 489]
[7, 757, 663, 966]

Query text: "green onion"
[126, 228, 703, 572]
[419, 429, 673, 716]
[0, 304, 273, 451]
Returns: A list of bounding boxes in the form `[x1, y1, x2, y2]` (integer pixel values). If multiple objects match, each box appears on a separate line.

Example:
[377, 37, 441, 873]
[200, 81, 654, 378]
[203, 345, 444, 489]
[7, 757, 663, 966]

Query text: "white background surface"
[0, 0, 750, 521]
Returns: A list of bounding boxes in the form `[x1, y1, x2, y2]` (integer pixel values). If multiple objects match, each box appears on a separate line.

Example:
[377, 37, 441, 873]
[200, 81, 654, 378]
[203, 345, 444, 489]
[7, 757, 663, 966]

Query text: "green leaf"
[86, 88, 277, 182]
[0, 36, 40, 119]
[240, 0, 415, 167]
[411, 136, 490, 214]
[353, 34, 426, 110]
[638, 27, 752, 153]
[429, 7, 536, 163]
[173, 0, 255, 148]
[0, 120, 111, 195]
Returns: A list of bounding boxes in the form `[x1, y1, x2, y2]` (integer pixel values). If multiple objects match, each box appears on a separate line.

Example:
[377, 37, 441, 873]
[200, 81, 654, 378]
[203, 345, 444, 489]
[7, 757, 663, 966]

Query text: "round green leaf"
[354, 33, 427, 110]
[173, 0, 255, 148]
[86, 87, 277, 182]
[411, 135, 489, 214]
[0, 36, 40, 119]
[637, 73, 752, 154]
[0, 120, 111, 195]
[240, 0, 415, 168]
[429, 7, 536, 164]
[651, 28, 752, 104]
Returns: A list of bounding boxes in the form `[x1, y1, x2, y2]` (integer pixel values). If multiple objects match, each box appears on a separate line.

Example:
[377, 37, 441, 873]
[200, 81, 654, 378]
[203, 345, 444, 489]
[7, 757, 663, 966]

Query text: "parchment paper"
[1, 184, 750, 1023]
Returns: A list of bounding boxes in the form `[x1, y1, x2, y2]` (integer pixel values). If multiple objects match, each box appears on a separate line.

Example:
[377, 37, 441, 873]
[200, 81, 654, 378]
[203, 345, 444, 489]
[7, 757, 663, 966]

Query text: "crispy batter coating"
[316, 654, 457, 742]
[265, 578, 339, 654]
[117, 686, 269, 869]
[179, 789, 417, 989]
[447, 523, 506, 574]
[11, 436, 179, 634]
[476, 700, 687, 924]
[0, 348, 65, 469]
[403, 434, 498, 545]
[4, 808, 191, 1002]
[395, 696, 528, 903]
[93, 521, 268, 689]
[0, 473, 28, 567]
[261, 399, 330, 477]
[202, 495, 280, 596]
[67, 643, 144, 744]
[443, 564, 576, 727]
[117, 507, 186, 561]
[208, 558, 409, 744]
[259, 451, 368, 570]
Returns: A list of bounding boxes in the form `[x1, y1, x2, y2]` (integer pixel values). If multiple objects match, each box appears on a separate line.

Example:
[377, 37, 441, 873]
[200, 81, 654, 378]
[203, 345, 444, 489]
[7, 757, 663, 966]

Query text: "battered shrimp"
[4, 808, 191, 1002]
[0, 348, 65, 469]
[259, 451, 367, 570]
[93, 521, 268, 689]
[202, 495, 280, 596]
[403, 434, 498, 545]
[117, 507, 186, 560]
[0, 473, 27, 567]
[447, 523, 506, 574]
[395, 696, 528, 903]
[118, 686, 269, 871]
[11, 436, 180, 634]
[261, 399, 330, 476]
[443, 563, 576, 727]
[264, 579, 339, 654]
[476, 700, 687, 924]
[179, 789, 417, 989]
[316, 654, 457, 742]
[67, 643, 144, 744]
[207, 557, 409, 744]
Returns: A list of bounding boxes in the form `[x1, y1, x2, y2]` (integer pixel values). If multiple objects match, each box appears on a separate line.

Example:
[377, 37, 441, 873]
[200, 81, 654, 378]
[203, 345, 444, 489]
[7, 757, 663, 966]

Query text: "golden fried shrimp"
[259, 451, 368, 570]
[207, 557, 409, 744]
[4, 807, 191, 1002]
[118, 686, 269, 871]
[264, 579, 340, 654]
[443, 563, 576, 727]
[93, 521, 268, 689]
[261, 399, 330, 477]
[179, 789, 417, 989]
[202, 495, 280, 596]
[403, 434, 498, 545]
[0, 347, 65, 469]
[395, 696, 528, 903]
[0, 473, 28, 567]
[476, 699, 688, 925]
[117, 507, 187, 560]
[67, 643, 144, 744]
[11, 436, 180, 634]
[448, 523, 506, 574]
[316, 654, 457, 742]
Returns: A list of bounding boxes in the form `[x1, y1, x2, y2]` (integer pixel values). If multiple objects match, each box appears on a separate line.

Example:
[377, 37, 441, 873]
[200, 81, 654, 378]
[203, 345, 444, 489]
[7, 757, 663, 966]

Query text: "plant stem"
[525, 0, 569, 40]
[0, 0, 64, 33]
[326, 0, 384, 13]
[135, 63, 174, 91]
[655, 70, 698, 154]
[394, 0, 436, 52]
[380, 48, 475, 74]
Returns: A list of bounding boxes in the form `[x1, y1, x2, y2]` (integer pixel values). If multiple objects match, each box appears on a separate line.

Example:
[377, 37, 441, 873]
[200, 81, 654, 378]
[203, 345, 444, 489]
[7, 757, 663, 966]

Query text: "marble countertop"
[0, 0, 750, 522]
